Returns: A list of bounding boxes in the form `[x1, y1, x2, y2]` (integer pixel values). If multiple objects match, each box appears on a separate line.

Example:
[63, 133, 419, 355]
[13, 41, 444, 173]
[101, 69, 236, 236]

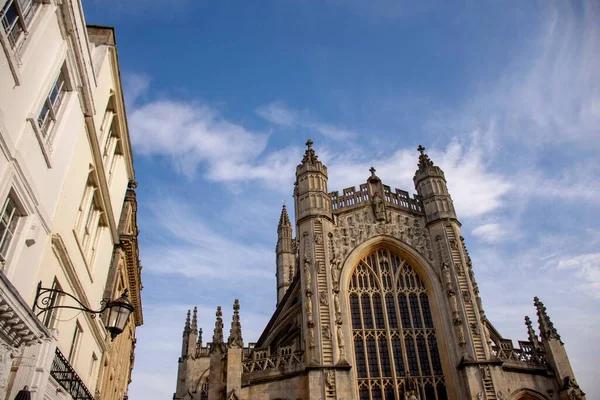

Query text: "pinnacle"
[228, 299, 244, 348]
[417, 144, 434, 170]
[279, 203, 291, 226]
[213, 306, 224, 344]
[191, 306, 198, 331]
[183, 309, 191, 335]
[534, 297, 562, 343]
[301, 138, 319, 165]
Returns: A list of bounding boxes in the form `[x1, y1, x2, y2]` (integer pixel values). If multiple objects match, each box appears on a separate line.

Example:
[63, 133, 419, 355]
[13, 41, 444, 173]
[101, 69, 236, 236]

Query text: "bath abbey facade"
[172, 141, 586, 400]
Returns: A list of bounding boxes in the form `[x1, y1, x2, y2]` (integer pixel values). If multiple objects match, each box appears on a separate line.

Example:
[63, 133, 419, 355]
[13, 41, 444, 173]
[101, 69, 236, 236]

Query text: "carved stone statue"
[325, 370, 335, 388]
[372, 192, 386, 221]
[304, 259, 312, 292]
[319, 291, 328, 305]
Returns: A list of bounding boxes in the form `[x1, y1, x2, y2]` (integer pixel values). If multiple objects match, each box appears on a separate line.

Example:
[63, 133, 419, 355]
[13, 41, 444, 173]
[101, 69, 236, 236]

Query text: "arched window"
[349, 248, 447, 400]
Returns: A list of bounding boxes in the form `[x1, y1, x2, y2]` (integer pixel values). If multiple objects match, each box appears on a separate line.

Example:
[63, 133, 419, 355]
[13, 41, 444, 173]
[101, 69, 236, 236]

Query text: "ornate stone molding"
[332, 209, 433, 263]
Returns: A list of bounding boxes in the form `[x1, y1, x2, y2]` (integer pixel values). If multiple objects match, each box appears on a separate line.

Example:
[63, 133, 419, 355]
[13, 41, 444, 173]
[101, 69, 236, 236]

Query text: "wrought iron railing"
[50, 347, 94, 400]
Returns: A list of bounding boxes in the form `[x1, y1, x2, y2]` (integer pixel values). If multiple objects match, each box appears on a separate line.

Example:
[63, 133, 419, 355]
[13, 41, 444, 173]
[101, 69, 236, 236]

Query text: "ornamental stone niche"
[172, 141, 587, 400]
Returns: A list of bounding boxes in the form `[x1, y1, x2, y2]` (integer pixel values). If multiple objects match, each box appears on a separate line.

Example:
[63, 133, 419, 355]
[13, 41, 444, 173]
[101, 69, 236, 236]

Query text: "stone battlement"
[329, 183, 423, 215]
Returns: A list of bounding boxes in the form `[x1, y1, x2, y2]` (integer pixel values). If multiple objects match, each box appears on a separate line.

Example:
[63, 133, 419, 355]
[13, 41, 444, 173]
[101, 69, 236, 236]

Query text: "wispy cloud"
[556, 253, 600, 299]
[141, 196, 273, 279]
[256, 101, 357, 141]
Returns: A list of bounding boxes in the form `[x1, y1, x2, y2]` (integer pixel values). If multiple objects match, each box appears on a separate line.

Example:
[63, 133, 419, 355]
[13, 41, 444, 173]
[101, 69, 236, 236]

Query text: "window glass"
[349, 247, 447, 399]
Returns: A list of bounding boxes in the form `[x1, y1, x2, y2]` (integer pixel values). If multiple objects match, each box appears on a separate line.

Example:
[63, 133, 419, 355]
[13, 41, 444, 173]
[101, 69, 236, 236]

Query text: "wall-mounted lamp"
[33, 281, 134, 340]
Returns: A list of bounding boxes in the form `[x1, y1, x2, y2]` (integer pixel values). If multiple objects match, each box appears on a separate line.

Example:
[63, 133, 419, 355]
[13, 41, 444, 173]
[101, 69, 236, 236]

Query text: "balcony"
[50, 347, 94, 400]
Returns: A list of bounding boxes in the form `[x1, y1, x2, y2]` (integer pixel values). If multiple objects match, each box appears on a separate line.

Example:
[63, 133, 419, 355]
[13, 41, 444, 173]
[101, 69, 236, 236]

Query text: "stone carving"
[330, 252, 342, 292]
[304, 259, 312, 293]
[322, 324, 331, 339]
[372, 192, 386, 221]
[319, 291, 328, 305]
[325, 370, 335, 388]
[306, 296, 314, 325]
[0, 343, 21, 394]
[454, 262, 463, 275]
[462, 290, 472, 303]
[315, 232, 323, 245]
[333, 210, 433, 261]
[333, 293, 342, 322]
[470, 322, 479, 336]
[316, 261, 324, 274]
[336, 324, 345, 357]
[308, 325, 315, 349]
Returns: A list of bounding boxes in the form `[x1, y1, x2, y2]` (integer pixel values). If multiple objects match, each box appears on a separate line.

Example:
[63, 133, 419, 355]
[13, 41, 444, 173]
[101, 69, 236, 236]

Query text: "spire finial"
[212, 306, 223, 343]
[369, 166, 376, 176]
[417, 144, 434, 170]
[534, 297, 562, 343]
[301, 138, 319, 165]
[191, 306, 198, 331]
[198, 328, 203, 346]
[525, 316, 542, 351]
[228, 299, 244, 348]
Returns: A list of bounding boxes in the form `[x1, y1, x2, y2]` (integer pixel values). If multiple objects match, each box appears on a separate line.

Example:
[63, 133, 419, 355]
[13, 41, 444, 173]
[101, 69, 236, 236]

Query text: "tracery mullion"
[395, 264, 413, 386]
[378, 249, 400, 400]
[405, 274, 423, 387]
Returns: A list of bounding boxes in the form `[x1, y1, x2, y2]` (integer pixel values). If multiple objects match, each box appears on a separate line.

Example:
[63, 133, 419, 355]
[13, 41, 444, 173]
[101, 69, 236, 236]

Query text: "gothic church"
[173, 141, 586, 400]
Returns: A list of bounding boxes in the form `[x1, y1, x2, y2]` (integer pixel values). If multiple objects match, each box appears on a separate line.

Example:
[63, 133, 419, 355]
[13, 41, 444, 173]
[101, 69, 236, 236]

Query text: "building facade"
[0, 1, 142, 399]
[173, 141, 585, 400]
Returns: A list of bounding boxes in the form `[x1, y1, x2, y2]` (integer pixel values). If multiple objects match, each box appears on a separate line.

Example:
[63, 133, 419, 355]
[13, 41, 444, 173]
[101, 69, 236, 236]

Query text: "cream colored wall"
[0, 1, 134, 397]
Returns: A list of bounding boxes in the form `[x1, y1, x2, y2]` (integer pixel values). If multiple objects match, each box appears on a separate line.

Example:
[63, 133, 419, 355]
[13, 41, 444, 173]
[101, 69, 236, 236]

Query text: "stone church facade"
[173, 141, 586, 400]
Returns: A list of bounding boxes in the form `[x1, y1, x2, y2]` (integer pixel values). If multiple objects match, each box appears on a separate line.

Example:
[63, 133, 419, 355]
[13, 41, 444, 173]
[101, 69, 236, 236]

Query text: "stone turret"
[413, 145, 456, 223]
[276, 204, 295, 304]
[294, 139, 332, 223]
[534, 297, 586, 399]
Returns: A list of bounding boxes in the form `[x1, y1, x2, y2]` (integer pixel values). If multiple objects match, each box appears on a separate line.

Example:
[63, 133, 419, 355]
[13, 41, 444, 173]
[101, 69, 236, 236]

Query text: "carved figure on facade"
[314, 232, 323, 245]
[319, 291, 328, 306]
[304, 259, 313, 294]
[322, 324, 331, 340]
[333, 293, 342, 322]
[372, 192, 386, 221]
[336, 324, 345, 358]
[325, 370, 335, 388]
[306, 296, 314, 326]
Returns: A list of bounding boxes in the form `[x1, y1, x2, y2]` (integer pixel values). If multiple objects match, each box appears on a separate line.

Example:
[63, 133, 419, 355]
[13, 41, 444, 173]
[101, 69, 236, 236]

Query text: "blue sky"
[83, 1, 599, 398]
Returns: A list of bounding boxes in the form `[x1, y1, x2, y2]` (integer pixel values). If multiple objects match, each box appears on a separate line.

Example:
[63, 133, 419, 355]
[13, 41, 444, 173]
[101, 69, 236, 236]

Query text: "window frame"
[37, 66, 68, 139]
[0, 195, 21, 261]
[348, 248, 447, 400]
[68, 320, 83, 364]
[0, 0, 38, 49]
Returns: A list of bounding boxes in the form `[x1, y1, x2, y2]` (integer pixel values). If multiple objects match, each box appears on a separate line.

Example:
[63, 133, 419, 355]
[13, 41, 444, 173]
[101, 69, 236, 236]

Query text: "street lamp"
[33, 281, 134, 340]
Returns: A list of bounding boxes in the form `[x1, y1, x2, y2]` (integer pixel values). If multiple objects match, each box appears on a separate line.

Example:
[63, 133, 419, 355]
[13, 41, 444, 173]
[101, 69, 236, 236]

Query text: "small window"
[0, 196, 20, 260]
[0, 0, 37, 48]
[68, 321, 83, 363]
[38, 67, 67, 139]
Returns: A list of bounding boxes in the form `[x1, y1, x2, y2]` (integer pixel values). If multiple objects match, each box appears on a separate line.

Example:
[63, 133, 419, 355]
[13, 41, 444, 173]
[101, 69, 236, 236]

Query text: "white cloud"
[556, 253, 600, 299]
[256, 101, 357, 141]
[141, 196, 273, 279]
[472, 223, 506, 243]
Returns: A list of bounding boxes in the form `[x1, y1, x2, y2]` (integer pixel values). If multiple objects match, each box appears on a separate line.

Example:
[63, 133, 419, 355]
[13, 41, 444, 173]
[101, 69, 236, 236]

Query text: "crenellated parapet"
[329, 184, 423, 215]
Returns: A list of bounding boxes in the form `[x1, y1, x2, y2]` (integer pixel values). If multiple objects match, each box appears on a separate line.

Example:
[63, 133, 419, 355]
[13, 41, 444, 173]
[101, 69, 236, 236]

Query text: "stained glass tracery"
[349, 248, 447, 400]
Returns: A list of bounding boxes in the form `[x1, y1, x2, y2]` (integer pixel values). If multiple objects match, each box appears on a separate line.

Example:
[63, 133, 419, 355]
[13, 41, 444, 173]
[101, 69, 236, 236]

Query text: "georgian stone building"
[0, 1, 142, 399]
[173, 141, 585, 400]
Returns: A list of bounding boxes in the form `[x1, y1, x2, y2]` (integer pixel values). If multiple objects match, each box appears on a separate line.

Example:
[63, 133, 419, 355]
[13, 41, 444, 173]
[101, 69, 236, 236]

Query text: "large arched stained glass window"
[349, 248, 447, 400]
